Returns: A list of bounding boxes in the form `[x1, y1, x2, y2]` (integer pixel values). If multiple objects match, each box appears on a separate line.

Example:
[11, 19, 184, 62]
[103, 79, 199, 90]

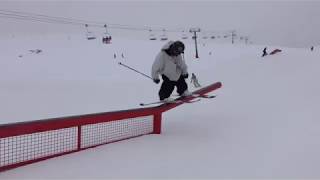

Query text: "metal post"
[190, 27, 201, 59]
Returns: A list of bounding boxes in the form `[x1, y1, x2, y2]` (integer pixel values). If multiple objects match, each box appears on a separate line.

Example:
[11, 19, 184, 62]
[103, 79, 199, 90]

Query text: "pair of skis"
[139, 94, 216, 106]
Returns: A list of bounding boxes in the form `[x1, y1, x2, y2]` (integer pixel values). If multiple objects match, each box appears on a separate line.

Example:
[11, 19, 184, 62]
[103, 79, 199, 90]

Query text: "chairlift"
[102, 35, 112, 44]
[201, 32, 208, 39]
[149, 29, 157, 40]
[160, 29, 168, 41]
[160, 35, 168, 41]
[102, 24, 112, 44]
[87, 33, 96, 40]
[211, 36, 215, 39]
[182, 35, 188, 39]
[181, 30, 188, 39]
[85, 24, 96, 40]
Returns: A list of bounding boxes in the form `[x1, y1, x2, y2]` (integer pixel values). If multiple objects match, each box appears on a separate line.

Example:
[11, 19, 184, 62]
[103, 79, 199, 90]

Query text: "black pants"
[159, 75, 188, 100]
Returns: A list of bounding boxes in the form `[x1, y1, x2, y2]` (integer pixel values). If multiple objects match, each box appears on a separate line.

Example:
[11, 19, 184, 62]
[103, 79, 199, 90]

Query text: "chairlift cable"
[0, 9, 241, 38]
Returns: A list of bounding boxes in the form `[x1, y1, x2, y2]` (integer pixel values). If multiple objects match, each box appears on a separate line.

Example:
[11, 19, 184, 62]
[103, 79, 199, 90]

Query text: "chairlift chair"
[149, 29, 157, 40]
[102, 24, 112, 44]
[86, 32, 96, 40]
[150, 36, 157, 40]
[160, 35, 168, 41]
[181, 30, 188, 39]
[85, 24, 96, 40]
[102, 33, 112, 44]
[201, 32, 208, 39]
[160, 29, 168, 41]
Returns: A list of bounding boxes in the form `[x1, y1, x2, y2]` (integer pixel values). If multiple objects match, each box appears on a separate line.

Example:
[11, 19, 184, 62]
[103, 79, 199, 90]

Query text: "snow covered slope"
[1, 34, 320, 178]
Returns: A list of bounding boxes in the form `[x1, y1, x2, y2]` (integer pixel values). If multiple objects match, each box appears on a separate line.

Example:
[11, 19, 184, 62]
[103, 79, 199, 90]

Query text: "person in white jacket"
[152, 40, 191, 101]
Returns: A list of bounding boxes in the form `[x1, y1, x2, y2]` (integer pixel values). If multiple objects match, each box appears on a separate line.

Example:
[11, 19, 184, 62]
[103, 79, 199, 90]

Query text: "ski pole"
[118, 62, 153, 80]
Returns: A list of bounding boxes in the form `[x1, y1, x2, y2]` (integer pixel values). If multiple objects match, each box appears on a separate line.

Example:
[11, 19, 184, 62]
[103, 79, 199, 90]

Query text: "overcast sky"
[0, 0, 319, 47]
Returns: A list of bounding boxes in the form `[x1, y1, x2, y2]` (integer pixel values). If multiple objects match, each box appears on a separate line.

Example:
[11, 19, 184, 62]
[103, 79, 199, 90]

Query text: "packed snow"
[1, 33, 320, 178]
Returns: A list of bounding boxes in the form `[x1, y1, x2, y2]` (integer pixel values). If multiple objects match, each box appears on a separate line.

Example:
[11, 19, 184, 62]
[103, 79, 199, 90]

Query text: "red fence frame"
[0, 82, 222, 172]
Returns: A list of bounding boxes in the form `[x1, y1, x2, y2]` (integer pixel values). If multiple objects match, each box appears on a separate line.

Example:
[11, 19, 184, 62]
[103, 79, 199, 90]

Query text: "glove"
[182, 73, 189, 79]
[153, 79, 160, 84]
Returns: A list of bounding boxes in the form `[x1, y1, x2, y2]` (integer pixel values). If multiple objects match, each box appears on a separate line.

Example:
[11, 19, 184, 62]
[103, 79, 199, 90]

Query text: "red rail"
[0, 82, 222, 172]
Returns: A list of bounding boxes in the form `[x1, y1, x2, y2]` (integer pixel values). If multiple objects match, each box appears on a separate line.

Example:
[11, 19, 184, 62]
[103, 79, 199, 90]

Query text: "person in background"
[190, 73, 201, 88]
[262, 47, 268, 57]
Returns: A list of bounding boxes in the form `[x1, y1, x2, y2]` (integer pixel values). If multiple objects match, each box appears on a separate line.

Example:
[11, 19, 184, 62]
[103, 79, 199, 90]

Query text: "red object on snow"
[270, 49, 282, 55]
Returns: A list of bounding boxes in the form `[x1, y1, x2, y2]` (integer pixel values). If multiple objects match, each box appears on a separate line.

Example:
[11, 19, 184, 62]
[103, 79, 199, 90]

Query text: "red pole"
[77, 126, 81, 150]
[153, 113, 162, 134]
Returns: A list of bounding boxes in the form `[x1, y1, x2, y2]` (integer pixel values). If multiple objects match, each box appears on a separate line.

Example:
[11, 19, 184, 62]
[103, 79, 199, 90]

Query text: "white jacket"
[151, 41, 188, 81]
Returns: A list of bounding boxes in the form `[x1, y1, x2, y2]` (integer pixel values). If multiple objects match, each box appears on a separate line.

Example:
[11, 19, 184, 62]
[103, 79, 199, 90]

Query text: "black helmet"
[170, 41, 185, 55]
[174, 41, 185, 52]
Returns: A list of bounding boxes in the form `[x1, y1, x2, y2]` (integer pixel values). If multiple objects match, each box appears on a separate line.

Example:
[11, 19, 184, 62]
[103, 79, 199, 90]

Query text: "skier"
[152, 40, 191, 102]
[190, 73, 201, 88]
[311, 46, 314, 51]
[262, 47, 268, 57]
